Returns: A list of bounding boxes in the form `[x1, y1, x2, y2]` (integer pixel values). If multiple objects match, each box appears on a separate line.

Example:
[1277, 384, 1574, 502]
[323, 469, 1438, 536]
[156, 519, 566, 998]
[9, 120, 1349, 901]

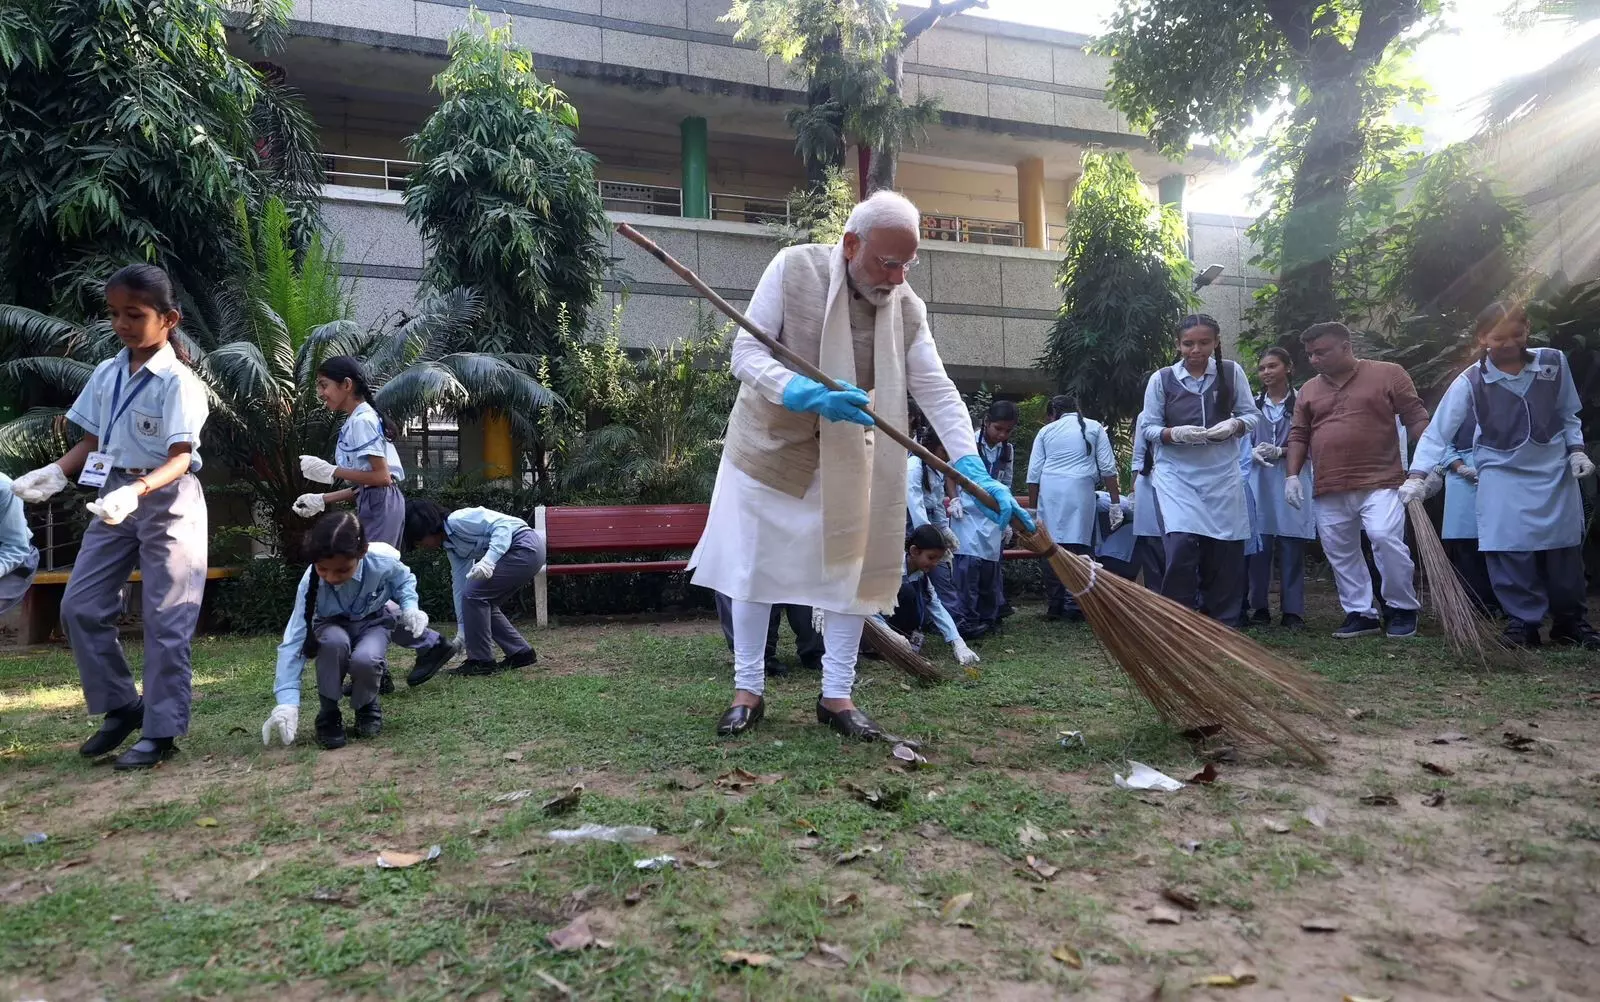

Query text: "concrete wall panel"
[999, 256, 1060, 311]
[988, 84, 1054, 128]
[1053, 47, 1109, 90]
[323, 194, 426, 269]
[916, 26, 988, 73]
[686, 0, 737, 34]
[1002, 316, 1052, 369]
[601, 28, 689, 74]
[917, 74, 987, 117]
[315, 0, 416, 34]
[986, 36, 1054, 83]
[927, 249, 1002, 307]
[689, 41, 768, 87]
[519, 16, 604, 62]
[602, 0, 685, 29]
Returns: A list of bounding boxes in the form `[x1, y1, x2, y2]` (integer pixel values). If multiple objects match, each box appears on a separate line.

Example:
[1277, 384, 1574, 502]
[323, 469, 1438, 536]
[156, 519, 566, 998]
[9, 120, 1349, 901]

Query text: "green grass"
[2, 592, 1598, 1000]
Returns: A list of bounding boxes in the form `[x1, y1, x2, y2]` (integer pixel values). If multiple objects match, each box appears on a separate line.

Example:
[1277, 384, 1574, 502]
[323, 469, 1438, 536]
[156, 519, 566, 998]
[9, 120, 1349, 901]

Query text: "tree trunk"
[804, 30, 846, 186]
[866, 49, 905, 193]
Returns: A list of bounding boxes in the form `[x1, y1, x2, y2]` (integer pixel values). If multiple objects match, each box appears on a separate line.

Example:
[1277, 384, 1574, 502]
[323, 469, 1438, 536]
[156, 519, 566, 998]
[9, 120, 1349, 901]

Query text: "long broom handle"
[616, 223, 1022, 529]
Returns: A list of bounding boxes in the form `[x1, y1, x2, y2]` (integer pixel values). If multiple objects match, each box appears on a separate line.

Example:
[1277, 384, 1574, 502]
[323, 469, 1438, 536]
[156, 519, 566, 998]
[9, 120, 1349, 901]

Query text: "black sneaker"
[453, 658, 501, 677]
[1332, 613, 1382, 639]
[1281, 614, 1305, 632]
[353, 700, 382, 739]
[1550, 622, 1600, 650]
[1499, 621, 1542, 650]
[1385, 609, 1419, 638]
[409, 636, 462, 687]
[997, 603, 1016, 620]
[378, 669, 395, 696]
[315, 698, 346, 750]
[499, 648, 538, 670]
[1247, 609, 1272, 626]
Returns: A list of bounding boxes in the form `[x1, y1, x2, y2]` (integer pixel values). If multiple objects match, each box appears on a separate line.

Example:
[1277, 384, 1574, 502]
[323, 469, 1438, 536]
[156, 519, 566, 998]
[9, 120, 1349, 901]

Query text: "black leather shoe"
[816, 697, 888, 741]
[1247, 609, 1272, 626]
[353, 700, 382, 739]
[315, 698, 347, 750]
[499, 648, 538, 670]
[799, 654, 823, 673]
[112, 738, 176, 771]
[1281, 614, 1306, 631]
[1499, 622, 1542, 650]
[378, 668, 395, 696]
[1550, 622, 1600, 650]
[453, 658, 501, 677]
[409, 636, 462, 687]
[716, 699, 764, 737]
[81, 699, 144, 758]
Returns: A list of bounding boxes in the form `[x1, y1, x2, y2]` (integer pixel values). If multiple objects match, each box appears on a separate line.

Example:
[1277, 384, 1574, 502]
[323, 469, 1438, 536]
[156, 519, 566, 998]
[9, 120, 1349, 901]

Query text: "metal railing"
[598, 180, 683, 216]
[920, 213, 1025, 247]
[324, 153, 419, 192]
[710, 191, 791, 226]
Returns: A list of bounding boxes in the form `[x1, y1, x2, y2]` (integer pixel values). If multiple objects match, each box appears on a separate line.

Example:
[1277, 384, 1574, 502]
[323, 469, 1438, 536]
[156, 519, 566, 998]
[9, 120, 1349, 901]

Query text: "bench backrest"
[543, 504, 709, 553]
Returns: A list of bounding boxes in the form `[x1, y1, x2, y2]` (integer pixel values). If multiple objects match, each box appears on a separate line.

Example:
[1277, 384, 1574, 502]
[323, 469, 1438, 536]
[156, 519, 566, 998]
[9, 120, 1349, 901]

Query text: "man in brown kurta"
[1285, 322, 1430, 639]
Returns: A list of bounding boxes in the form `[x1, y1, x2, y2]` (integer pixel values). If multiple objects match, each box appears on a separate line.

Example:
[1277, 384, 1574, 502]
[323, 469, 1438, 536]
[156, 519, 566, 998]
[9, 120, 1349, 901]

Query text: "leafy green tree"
[724, 0, 982, 191]
[1040, 152, 1195, 432]
[773, 165, 855, 246]
[0, 0, 322, 317]
[404, 12, 609, 355]
[1098, 0, 1441, 336]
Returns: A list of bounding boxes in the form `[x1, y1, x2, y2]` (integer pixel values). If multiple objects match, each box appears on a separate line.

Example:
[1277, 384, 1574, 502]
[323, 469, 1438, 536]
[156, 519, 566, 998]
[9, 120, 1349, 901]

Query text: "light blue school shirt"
[1412, 356, 1585, 552]
[442, 507, 532, 625]
[1026, 414, 1116, 546]
[0, 474, 35, 577]
[272, 542, 422, 706]
[1130, 417, 1163, 539]
[1137, 358, 1261, 540]
[66, 343, 209, 471]
[336, 401, 404, 482]
[906, 456, 949, 530]
[875, 554, 960, 645]
[951, 437, 1011, 560]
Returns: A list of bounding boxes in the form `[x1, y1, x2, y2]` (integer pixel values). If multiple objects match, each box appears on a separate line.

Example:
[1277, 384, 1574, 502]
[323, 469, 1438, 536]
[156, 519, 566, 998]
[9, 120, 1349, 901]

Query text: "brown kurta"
[1289, 359, 1430, 496]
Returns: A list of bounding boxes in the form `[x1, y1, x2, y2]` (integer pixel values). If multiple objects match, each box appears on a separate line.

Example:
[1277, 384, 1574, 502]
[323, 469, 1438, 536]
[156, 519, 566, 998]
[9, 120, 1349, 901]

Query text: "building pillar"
[680, 117, 709, 219]
[1158, 173, 1186, 208]
[482, 411, 514, 481]
[1016, 156, 1047, 250]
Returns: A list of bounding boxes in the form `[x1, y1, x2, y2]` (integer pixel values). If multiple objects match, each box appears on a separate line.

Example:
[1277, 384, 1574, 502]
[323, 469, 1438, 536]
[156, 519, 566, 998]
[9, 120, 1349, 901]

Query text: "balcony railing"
[597, 181, 792, 226]
[324, 153, 418, 191]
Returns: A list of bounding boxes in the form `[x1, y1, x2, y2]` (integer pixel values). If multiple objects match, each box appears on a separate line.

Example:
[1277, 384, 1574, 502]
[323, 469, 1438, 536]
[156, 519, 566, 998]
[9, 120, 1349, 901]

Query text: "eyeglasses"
[875, 255, 919, 272]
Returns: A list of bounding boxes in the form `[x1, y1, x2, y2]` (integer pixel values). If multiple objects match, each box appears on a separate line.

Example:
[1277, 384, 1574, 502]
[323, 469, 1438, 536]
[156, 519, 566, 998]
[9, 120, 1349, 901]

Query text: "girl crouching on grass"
[262, 512, 457, 749]
[402, 500, 546, 679]
[875, 525, 979, 668]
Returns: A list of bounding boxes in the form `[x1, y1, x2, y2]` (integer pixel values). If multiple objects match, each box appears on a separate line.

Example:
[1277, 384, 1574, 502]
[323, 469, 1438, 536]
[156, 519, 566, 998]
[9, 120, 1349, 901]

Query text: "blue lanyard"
[102, 367, 156, 451]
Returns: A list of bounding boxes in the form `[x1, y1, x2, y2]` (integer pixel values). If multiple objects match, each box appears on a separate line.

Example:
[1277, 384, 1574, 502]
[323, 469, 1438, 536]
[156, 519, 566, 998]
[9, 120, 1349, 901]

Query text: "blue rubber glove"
[780, 375, 874, 427]
[951, 454, 1036, 532]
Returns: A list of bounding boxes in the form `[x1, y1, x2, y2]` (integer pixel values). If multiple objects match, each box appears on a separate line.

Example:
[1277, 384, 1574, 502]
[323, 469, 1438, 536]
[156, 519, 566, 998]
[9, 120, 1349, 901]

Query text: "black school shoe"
[80, 698, 144, 758]
[1549, 622, 1600, 650]
[1281, 614, 1306, 632]
[409, 636, 463, 687]
[1247, 609, 1272, 626]
[315, 697, 347, 750]
[453, 658, 502, 677]
[353, 700, 382, 739]
[499, 648, 538, 670]
[112, 737, 177, 771]
[1499, 621, 1542, 650]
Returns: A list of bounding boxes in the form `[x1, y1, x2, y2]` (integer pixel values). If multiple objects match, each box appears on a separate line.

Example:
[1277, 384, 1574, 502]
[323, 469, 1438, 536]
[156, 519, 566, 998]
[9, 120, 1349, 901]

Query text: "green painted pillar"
[680, 117, 709, 219]
[1158, 173, 1186, 207]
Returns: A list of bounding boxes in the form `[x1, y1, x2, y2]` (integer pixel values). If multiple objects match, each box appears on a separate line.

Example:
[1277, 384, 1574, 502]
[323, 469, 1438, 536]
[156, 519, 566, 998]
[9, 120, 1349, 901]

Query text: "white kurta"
[689, 253, 978, 614]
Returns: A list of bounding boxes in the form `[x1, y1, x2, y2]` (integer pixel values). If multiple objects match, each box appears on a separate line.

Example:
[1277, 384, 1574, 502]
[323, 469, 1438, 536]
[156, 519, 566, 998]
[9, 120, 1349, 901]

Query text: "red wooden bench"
[530, 503, 1040, 625]
[17, 567, 241, 645]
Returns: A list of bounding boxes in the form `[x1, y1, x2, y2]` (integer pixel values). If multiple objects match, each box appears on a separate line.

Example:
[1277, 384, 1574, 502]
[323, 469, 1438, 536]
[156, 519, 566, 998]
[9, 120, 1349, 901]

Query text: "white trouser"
[731, 600, 864, 699]
[1313, 487, 1419, 616]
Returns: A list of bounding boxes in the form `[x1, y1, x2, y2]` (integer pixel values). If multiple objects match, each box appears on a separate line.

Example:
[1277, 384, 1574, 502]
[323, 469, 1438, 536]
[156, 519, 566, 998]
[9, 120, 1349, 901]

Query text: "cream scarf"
[816, 243, 909, 613]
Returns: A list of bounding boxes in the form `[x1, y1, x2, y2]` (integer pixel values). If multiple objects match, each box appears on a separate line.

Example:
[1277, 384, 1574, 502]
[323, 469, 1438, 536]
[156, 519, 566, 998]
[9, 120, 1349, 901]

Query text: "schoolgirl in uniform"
[1408, 302, 1599, 649]
[1135, 314, 1261, 627]
[9, 265, 210, 770]
[906, 426, 961, 622]
[1128, 417, 1166, 592]
[294, 356, 407, 548]
[1245, 347, 1315, 630]
[0, 473, 40, 616]
[1026, 395, 1120, 620]
[948, 400, 1017, 640]
[876, 525, 979, 667]
[1094, 492, 1139, 579]
[1438, 414, 1500, 616]
[262, 512, 457, 749]
[403, 499, 547, 678]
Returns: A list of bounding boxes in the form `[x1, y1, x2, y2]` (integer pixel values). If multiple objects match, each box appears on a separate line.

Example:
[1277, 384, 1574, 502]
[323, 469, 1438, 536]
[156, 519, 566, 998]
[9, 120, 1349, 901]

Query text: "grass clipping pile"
[1014, 523, 1334, 764]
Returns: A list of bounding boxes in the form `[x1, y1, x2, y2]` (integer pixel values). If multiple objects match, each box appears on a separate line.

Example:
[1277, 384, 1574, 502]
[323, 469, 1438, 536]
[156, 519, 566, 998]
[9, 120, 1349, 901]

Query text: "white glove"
[1204, 419, 1245, 441]
[1570, 452, 1596, 479]
[947, 496, 966, 520]
[1251, 442, 1283, 466]
[1168, 425, 1209, 446]
[1002, 526, 1015, 547]
[937, 526, 960, 554]
[299, 455, 338, 484]
[261, 703, 298, 746]
[292, 493, 326, 518]
[1398, 470, 1442, 505]
[1107, 504, 1124, 532]
[1125, 492, 1136, 518]
[12, 464, 70, 503]
[1284, 475, 1305, 509]
[396, 607, 429, 636]
[1451, 463, 1478, 484]
[952, 638, 980, 666]
[85, 485, 141, 525]
[467, 558, 496, 581]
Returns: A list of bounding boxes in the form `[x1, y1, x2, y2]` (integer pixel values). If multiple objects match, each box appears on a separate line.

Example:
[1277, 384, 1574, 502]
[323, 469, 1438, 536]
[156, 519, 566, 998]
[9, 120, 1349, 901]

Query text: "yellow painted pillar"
[1017, 157, 1047, 250]
[482, 411, 514, 481]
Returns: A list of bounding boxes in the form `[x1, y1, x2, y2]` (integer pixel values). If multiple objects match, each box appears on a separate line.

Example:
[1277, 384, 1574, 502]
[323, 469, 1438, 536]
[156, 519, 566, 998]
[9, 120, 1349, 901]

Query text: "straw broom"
[617, 223, 1333, 763]
[1405, 498, 1512, 664]
[860, 616, 956, 684]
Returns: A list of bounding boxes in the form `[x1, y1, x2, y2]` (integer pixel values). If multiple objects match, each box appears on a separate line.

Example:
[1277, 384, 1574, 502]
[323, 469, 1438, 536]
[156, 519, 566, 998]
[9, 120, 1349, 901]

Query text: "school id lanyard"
[102, 367, 156, 452]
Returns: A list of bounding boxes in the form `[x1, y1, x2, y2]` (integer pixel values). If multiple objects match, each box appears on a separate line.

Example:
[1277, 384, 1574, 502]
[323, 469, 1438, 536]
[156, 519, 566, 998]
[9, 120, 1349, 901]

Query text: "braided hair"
[318, 355, 396, 441]
[1047, 394, 1093, 460]
[916, 426, 944, 497]
[1253, 346, 1297, 418]
[1177, 313, 1227, 408]
[298, 512, 368, 658]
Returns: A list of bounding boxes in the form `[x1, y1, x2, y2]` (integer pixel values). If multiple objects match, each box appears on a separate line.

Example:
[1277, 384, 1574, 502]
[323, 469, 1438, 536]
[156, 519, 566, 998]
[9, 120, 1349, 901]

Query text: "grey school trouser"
[1485, 546, 1590, 629]
[461, 529, 544, 662]
[1247, 535, 1306, 617]
[357, 484, 406, 550]
[315, 611, 390, 709]
[0, 548, 38, 615]
[63, 472, 207, 740]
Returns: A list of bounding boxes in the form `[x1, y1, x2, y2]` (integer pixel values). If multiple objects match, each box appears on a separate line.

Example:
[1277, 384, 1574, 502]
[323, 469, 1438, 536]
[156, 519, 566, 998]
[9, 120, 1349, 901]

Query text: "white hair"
[843, 190, 922, 238]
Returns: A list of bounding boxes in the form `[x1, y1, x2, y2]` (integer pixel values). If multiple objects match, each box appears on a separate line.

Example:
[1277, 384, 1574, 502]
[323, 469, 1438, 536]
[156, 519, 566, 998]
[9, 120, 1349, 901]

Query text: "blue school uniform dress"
[906, 454, 962, 623]
[1094, 492, 1139, 578]
[1028, 413, 1115, 617]
[950, 437, 1011, 634]
[61, 343, 209, 740]
[1129, 419, 1167, 592]
[1413, 348, 1589, 629]
[879, 553, 961, 648]
[0, 474, 39, 614]
[273, 542, 439, 710]
[1137, 358, 1261, 625]
[337, 401, 406, 549]
[442, 507, 546, 662]
[1245, 393, 1315, 619]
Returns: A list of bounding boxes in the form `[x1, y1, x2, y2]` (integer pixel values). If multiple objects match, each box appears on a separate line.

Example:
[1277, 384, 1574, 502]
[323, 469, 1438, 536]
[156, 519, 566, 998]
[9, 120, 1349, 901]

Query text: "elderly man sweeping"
[690, 190, 1032, 740]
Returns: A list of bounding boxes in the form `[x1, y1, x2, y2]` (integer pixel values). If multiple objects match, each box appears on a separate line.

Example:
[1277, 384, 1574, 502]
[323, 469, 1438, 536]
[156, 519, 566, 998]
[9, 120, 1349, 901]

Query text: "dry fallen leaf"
[1193, 970, 1258, 988]
[1421, 790, 1447, 808]
[1147, 904, 1182, 925]
[1016, 822, 1048, 847]
[715, 768, 784, 791]
[834, 845, 882, 865]
[728, 826, 754, 836]
[1420, 761, 1455, 776]
[171, 887, 193, 903]
[914, 822, 943, 840]
[720, 950, 774, 969]
[786, 837, 822, 851]
[487, 859, 517, 869]
[1202, 745, 1239, 764]
[829, 891, 862, 912]
[1161, 887, 1200, 911]
[307, 888, 352, 907]
[53, 858, 90, 872]
[541, 784, 583, 817]
[491, 789, 533, 804]
[376, 845, 441, 869]
[1187, 763, 1219, 785]
[1026, 856, 1060, 881]
[843, 783, 908, 811]
[1051, 944, 1083, 968]
[1262, 817, 1291, 834]
[1430, 731, 1469, 744]
[940, 891, 975, 922]
[1301, 916, 1341, 932]
[1345, 707, 1369, 721]
[502, 751, 523, 762]
[1302, 805, 1330, 828]
[1177, 839, 1203, 854]
[891, 743, 928, 768]
[1359, 793, 1398, 807]
[666, 771, 706, 791]
[1502, 731, 1537, 752]
[810, 942, 853, 968]
[195, 817, 219, 828]
[547, 913, 595, 952]
[533, 970, 574, 995]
